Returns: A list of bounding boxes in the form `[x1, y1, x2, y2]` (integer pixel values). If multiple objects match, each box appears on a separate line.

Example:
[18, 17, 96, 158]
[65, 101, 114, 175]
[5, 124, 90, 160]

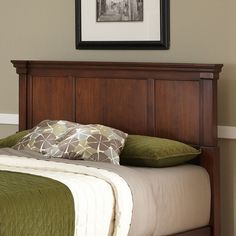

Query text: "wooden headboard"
[12, 60, 223, 236]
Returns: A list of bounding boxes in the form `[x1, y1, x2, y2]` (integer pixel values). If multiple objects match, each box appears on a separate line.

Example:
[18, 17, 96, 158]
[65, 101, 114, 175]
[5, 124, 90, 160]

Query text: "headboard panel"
[12, 60, 223, 236]
[12, 61, 222, 147]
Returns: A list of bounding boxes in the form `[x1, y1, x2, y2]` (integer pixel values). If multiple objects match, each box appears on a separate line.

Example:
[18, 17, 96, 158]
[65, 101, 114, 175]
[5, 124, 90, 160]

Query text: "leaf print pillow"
[48, 124, 128, 164]
[13, 120, 77, 155]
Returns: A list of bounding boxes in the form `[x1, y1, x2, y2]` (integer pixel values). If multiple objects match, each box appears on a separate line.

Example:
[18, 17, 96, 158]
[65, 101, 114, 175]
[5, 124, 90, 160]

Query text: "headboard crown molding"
[11, 60, 223, 80]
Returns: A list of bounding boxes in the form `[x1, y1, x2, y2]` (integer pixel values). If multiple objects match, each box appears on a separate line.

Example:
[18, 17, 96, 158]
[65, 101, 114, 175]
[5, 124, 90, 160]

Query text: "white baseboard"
[0, 113, 19, 125]
[0, 113, 235, 139]
[218, 126, 236, 139]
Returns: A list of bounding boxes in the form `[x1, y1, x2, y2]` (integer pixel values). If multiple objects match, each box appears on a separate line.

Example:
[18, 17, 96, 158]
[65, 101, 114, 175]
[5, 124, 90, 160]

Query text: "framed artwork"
[75, 0, 170, 50]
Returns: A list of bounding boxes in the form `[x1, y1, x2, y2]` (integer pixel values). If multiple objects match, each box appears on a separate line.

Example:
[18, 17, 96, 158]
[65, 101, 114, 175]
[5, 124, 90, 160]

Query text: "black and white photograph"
[96, 0, 143, 22]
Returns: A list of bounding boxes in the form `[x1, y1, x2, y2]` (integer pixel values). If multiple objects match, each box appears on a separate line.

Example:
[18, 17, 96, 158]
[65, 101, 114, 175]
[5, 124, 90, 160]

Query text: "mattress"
[131, 165, 211, 235]
[0, 148, 210, 236]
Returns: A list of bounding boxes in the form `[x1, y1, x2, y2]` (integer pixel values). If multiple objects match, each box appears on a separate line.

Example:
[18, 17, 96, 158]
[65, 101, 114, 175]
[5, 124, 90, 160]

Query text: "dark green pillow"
[0, 130, 30, 148]
[120, 135, 201, 168]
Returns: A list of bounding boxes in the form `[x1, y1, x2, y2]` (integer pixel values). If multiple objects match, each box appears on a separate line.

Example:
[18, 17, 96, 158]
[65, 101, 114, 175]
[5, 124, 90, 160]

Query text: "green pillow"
[0, 130, 30, 148]
[120, 135, 201, 168]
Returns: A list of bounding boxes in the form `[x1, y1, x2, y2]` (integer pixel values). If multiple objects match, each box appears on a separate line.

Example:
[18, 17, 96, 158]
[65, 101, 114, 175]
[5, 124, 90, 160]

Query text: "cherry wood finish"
[155, 80, 200, 144]
[30, 76, 76, 125]
[12, 60, 223, 236]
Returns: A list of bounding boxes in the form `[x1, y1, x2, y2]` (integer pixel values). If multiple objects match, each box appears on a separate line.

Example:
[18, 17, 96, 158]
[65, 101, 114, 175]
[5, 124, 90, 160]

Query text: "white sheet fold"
[0, 155, 133, 236]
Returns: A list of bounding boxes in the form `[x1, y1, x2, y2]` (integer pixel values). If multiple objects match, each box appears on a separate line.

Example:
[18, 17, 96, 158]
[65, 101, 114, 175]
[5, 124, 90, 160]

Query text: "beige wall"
[0, 0, 235, 235]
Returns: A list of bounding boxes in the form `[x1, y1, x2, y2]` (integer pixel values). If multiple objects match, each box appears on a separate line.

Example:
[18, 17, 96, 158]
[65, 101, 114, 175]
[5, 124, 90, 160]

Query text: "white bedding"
[0, 151, 211, 236]
[0, 155, 133, 236]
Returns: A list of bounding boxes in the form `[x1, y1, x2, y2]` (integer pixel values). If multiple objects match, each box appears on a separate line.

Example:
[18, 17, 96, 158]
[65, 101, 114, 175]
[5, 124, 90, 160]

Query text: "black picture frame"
[75, 0, 170, 50]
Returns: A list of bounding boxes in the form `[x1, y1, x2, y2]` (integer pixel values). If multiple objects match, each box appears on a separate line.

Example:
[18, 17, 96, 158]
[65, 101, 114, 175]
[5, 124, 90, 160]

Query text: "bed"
[1, 60, 223, 236]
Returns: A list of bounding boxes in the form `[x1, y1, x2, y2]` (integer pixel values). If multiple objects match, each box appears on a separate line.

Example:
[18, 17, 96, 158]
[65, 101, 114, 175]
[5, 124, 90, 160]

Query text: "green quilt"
[0, 171, 75, 236]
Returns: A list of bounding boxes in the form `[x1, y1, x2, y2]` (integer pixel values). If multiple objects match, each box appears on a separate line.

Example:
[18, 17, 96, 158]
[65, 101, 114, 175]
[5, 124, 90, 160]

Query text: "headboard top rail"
[12, 60, 223, 79]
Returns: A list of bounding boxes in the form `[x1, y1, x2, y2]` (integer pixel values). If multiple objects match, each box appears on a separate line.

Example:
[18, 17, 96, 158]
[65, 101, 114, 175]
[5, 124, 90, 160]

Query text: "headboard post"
[11, 60, 223, 236]
[201, 147, 220, 236]
[12, 61, 28, 131]
[200, 79, 218, 146]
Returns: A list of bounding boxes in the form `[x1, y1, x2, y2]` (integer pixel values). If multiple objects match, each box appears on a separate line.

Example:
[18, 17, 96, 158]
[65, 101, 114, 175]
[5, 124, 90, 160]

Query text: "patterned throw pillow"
[13, 120, 77, 155]
[48, 124, 128, 165]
